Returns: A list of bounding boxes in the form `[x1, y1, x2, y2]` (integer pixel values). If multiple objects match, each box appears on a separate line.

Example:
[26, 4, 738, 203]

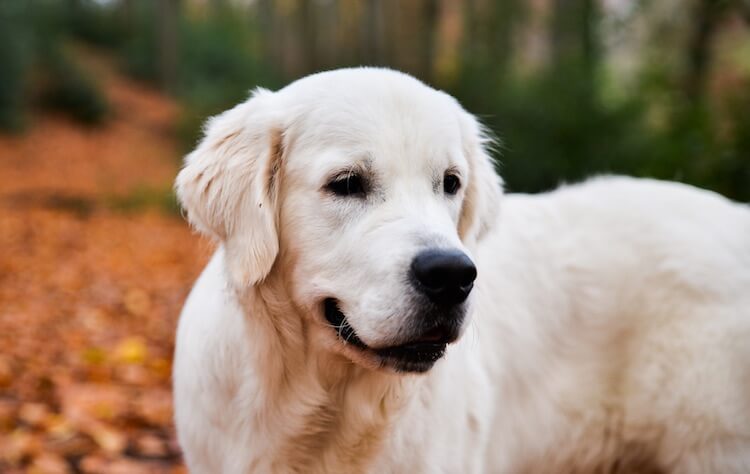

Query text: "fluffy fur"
[173, 68, 750, 473]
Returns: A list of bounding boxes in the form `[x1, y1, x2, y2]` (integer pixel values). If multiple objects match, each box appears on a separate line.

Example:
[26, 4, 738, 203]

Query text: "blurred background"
[0, 0, 749, 472]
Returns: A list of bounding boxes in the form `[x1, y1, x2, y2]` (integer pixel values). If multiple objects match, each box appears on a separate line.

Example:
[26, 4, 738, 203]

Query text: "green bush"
[40, 47, 109, 125]
[119, 2, 160, 84]
[450, 56, 750, 203]
[0, 1, 32, 131]
[2, 0, 747, 203]
[114, 3, 278, 149]
[0, 0, 109, 131]
[175, 12, 278, 149]
[106, 185, 180, 215]
[66, 0, 129, 48]
[451, 62, 653, 193]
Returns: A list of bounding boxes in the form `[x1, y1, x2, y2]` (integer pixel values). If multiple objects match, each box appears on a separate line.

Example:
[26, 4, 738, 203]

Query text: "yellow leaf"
[81, 347, 107, 365]
[90, 423, 127, 455]
[114, 337, 147, 364]
[124, 288, 151, 316]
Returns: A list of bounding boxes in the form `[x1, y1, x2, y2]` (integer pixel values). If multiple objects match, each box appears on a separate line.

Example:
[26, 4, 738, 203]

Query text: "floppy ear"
[175, 88, 283, 287]
[457, 111, 504, 244]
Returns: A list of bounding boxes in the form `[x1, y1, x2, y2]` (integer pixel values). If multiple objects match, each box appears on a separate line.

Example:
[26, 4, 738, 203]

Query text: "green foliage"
[106, 186, 180, 215]
[452, 58, 750, 202]
[175, 12, 279, 148]
[0, 0, 109, 130]
[111, 2, 278, 149]
[119, 2, 160, 83]
[66, 0, 130, 48]
[0, 1, 32, 131]
[40, 47, 109, 124]
[1, 0, 748, 201]
[726, 91, 750, 201]
[452, 63, 652, 193]
[448, 0, 750, 202]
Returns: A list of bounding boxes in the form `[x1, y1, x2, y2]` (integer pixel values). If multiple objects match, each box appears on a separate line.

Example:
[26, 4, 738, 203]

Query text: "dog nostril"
[411, 249, 477, 305]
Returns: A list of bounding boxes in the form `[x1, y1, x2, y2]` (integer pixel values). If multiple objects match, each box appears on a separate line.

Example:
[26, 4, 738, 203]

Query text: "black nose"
[410, 249, 477, 306]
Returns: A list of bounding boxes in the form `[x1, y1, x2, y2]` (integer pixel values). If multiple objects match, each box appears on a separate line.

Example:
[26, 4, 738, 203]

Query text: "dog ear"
[175, 88, 283, 287]
[457, 111, 503, 244]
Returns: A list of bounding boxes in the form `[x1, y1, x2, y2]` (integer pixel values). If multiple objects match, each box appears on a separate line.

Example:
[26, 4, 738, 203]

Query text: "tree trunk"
[362, 0, 385, 65]
[551, 0, 598, 68]
[158, 0, 180, 93]
[418, 0, 439, 80]
[684, 0, 725, 102]
[433, 0, 464, 85]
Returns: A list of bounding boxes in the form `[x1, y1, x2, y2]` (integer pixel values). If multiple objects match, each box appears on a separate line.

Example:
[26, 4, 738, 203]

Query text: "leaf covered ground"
[0, 57, 211, 473]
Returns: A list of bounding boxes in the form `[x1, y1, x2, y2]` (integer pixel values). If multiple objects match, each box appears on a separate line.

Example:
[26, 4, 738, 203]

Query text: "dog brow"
[329, 156, 372, 179]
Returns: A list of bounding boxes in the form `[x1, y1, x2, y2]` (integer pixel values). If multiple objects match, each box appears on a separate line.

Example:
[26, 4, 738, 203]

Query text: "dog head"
[176, 68, 502, 373]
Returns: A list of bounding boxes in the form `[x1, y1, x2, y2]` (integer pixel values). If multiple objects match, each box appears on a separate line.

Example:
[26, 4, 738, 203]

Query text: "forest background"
[1, 0, 749, 472]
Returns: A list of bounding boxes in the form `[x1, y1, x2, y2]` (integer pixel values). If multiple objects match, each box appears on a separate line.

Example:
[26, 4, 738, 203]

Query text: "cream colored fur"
[173, 68, 750, 473]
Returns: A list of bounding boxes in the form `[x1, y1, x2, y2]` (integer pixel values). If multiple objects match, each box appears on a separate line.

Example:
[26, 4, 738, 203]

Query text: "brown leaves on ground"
[0, 53, 211, 472]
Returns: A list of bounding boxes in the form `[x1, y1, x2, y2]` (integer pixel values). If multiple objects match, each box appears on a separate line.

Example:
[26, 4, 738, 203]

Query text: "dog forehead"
[280, 67, 452, 106]
[279, 69, 466, 176]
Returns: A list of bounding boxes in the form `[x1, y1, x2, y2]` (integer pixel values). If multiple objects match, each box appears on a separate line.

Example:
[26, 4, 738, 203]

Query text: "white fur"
[173, 68, 750, 473]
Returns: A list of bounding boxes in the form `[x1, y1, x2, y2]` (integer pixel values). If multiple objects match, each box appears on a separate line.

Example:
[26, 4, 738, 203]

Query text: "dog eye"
[443, 173, 461, 195]
[327, 173, 366, 197]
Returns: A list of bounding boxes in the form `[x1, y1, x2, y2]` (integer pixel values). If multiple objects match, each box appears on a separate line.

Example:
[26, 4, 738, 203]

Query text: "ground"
[0, 57, 211, 473]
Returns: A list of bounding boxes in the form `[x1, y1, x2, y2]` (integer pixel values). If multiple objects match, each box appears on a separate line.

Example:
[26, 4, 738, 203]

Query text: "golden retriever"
[173, 68, 750, 473]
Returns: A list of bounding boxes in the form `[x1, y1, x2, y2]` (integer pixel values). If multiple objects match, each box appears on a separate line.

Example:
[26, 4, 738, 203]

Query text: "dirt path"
[0, 56, 211, 473]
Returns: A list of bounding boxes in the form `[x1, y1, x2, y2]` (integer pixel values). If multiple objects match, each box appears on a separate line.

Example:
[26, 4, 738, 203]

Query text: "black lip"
[323, 298, 451, 372]
[324, 298, 367, 349]
[375, 342, 447, 373]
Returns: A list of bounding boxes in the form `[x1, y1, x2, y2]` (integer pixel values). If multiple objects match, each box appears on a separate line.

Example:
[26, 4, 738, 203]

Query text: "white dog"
[173, 68, 750, 473]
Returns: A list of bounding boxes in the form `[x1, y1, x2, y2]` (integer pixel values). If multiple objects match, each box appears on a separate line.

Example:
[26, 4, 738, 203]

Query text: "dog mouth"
[323, 298, 453, 373]
[323, 298, 369, 350]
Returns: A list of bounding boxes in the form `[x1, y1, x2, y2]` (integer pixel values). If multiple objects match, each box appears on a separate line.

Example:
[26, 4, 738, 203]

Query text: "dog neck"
[234, 271, 425, 472]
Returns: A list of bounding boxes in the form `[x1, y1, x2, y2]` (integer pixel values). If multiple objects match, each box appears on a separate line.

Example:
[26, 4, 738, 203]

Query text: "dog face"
[176, 69, 502, 373]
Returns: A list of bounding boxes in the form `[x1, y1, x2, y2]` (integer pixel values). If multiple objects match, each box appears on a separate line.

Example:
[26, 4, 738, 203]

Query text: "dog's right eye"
[327, 174, 366, 197]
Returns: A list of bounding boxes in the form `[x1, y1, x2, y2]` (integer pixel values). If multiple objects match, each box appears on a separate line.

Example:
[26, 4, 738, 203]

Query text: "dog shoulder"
[173, 249, 267, 470]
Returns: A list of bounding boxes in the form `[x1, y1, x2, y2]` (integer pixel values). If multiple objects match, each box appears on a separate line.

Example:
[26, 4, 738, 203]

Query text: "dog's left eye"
[327, 173, 366, 197]
[443, 173, 461, 195]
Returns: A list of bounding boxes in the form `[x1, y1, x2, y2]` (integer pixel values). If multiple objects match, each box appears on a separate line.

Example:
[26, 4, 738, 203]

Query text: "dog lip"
[411, 325, 458, 345]
[322, 298, 451, 371]
[323, 298, 368, 349]
[375, 341, 447, 365]
[323, 297, 345, 327]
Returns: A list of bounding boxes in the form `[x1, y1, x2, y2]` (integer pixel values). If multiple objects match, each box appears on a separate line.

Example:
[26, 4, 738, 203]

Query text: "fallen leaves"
[0, 51, 208, 472]
[114, 336, 149, 365]
[0, 206, 206, 472]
